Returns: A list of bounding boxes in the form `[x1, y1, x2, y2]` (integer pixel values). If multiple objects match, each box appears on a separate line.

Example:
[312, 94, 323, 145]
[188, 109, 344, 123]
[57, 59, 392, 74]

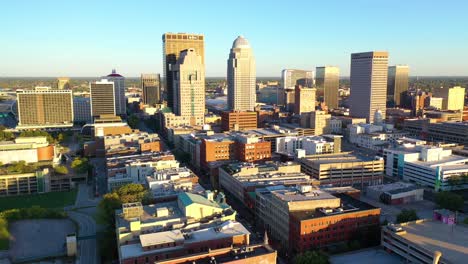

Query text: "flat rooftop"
[116, 201, 183, 230]
[300, 153, 376, 164]
[392, 221, 468, 264]
[291, 193, 378, 221]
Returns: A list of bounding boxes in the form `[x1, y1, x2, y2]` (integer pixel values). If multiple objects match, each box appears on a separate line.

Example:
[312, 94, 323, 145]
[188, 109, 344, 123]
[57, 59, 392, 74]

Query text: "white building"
[276, 135, 336, 155]
[348, 123, 408, 151]
[227, 36, 256, 111]
[384, 143, 468, 191]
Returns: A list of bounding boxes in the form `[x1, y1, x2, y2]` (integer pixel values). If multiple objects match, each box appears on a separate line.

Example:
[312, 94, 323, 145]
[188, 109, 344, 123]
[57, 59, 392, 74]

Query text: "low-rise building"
[0, 168, 74, 196]
[348, 123, 408, 151]
[0, 136, 58, 165]
[98, 130, 161, 157]
[116, 192, 248, 264]
[366, 182, 424, 205]
[256, 185, 380, 254]
[275, 135, 341, 156]
[382, 220, 468, 264]
[384, 143, 468, 191]
[146, 166, 203, 200]
[296, 152, 384, 188]
[221, 110, 258, 131]
[219, 162, 313, 208]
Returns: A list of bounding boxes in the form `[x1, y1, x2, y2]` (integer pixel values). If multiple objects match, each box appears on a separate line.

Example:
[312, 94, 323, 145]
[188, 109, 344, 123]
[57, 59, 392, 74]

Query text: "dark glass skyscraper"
[141, 73, 161, 105]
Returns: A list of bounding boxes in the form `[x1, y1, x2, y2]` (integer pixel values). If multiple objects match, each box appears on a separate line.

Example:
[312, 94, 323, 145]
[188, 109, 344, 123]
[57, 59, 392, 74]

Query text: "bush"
[397, 209, 418, 223]
[54, 165, 69, 175]
[294, 251, 329, 264]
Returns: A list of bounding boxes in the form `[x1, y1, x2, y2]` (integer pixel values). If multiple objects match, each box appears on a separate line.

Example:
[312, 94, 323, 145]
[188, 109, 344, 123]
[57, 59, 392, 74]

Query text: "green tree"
[397, 209, 418, 223]
[127, 114, 139, 129]
[54, 165, 69, 175]
[294, 251, 329, 264]
[71, 157, 90, 174]
[116, 183, 149, 204]
[435, 192, 464, 211]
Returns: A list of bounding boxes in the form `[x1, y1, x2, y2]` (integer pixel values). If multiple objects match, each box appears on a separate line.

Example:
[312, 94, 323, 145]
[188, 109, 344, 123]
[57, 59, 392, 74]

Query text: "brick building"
[221, 111, 258, 131]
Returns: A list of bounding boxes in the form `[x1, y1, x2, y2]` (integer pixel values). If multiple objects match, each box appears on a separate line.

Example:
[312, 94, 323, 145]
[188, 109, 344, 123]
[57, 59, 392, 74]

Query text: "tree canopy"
[294, 251, 329, 264]
[397, 209, 418, 223]
[54, 165, 69, 175]
[71, 157, 90, 174]
[435, 192, 464, 211]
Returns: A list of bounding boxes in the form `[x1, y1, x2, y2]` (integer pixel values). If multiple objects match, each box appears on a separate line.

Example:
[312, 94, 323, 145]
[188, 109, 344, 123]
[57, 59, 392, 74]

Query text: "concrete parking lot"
[9, 219, 75, 262]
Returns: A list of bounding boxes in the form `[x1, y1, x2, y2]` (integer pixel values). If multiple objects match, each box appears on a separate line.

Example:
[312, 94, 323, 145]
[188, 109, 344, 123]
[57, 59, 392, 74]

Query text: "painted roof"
[178, 192, 221, 208]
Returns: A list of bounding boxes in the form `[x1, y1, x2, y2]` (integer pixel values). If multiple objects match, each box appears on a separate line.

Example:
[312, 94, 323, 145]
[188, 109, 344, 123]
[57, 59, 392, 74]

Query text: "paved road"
[67, 184, 100, 264]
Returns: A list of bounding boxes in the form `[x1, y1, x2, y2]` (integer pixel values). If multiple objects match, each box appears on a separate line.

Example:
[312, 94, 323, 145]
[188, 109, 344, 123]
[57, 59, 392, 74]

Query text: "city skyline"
[1, 0, 468, 77]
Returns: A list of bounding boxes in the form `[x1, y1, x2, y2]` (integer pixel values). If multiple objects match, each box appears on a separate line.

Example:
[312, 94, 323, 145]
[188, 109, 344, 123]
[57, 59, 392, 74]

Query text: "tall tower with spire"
[227, 35, 256, 111]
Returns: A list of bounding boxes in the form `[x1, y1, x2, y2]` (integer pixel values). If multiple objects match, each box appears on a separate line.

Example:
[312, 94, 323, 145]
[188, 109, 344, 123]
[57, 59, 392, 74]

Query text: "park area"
[0, 189, 77, 211]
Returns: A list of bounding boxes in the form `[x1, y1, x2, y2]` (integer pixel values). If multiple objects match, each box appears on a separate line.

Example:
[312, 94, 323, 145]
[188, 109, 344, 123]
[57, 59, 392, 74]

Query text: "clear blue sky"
[1, 0, 467, 77]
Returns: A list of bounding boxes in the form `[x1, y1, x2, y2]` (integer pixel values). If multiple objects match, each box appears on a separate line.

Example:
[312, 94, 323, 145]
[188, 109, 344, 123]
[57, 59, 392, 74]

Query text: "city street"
[66, 184, 100, 264]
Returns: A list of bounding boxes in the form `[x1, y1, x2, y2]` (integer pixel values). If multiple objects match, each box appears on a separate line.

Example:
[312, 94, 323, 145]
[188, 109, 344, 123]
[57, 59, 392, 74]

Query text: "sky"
[1, 0, 468, 77]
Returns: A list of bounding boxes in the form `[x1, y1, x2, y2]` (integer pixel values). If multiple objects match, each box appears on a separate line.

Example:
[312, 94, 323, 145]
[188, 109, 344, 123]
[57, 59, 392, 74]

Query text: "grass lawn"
[0, 189, 77, 211]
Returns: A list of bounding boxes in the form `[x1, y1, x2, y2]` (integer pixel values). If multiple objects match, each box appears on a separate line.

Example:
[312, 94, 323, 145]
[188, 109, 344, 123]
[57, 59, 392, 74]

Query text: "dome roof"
[232, 35, 250, 49]
[107, 69, 123, 77]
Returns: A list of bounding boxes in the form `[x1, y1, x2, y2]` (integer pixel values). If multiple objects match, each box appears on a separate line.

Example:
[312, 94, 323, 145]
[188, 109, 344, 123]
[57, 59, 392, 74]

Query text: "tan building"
[294, 85, 316, 114]
[300, 111, 331, 135]
[221, 110, 257, 131]
[163, 33, 204, 110]
[387, 65, 409, 107]
[90, 79, 115, 117]
[349, 51, 389, 123]
[435, 86, 466, 111]
[0, 136, 56, 164]
[172, 48, 205, 126]
[316, 66, 340, 109]
[296, 152, 384, 188]
[57, 77, 70, 90]
[16, 87, 73, 128]
[227, 36, 256, 111]
[141, 73, 161, 105]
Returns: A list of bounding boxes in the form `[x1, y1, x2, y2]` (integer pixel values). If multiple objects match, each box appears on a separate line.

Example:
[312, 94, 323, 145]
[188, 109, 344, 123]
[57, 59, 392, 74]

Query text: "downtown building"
[90, 79, 116, 118]
[115, 192, 276, 264]
[16, 87, 74, 129]
[295, 152, 384, 188]
[162, 33, 204, 109]
[218, 162, 313, 209]
[141, 73, 161, 105]
[56, 77, 70, 90]
[255, 185, 380, 254]
[349, 51, 389, 123]
[387, 65, 409, 107]
[316, 66, 340, 109]
[281, 69, 313, 112]
[276, 135, 341, 157]
[104, 69, 126, 116]
[434, 86, 466, 111]
[227, 36, 256, 111]
[294, 85, 316, 114]
[73, 96, 92, 123]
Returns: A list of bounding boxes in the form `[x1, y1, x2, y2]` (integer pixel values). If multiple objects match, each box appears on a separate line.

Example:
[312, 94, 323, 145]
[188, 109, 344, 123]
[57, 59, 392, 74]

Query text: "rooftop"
[385, 220, 468, 264]
[367, 182, 422, 195]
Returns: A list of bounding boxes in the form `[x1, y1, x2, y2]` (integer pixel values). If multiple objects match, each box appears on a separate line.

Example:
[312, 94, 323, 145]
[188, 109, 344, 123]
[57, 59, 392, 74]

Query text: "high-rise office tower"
[90, 79, 116, 117]
[349, 51, 389, 123]
[316, 66, 339, 109]
[281, 69, 313, 89]
[227, 36, 256, 111]
[141, 73, 161, 105]
[435, 86, 466, 111]
[163, 33, 205, 110]
[387, 65, 409, 107]
[104, 69, 126, 116]
[294, 85, 316, 114]
[16, 87, 73, 128]
[57, 77, 70, 90]
[172, 48, 205, 126]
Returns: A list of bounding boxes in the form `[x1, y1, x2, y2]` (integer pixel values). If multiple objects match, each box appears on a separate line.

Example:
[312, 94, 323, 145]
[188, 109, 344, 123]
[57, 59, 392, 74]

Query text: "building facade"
[221, 110, 258, 131]
[281, 69, 313, 89]
[434, 86, 466, 111]
[90, 79, 116, 117]
[316, 66, 339, 109]
[387, 65, 409, 107]
[141, 73, 161, 105]
[172, 48, 205, 126]
[57, 77, 70, 90]
[349, 51, 389, 123]
[104, 69, 126, 116]
[16, 87, 73, 128]
[227, 36, 256, 111]
[163, 33, 205, 110]
[73, 96, 92, 123]
[294, 86, 316, 114]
